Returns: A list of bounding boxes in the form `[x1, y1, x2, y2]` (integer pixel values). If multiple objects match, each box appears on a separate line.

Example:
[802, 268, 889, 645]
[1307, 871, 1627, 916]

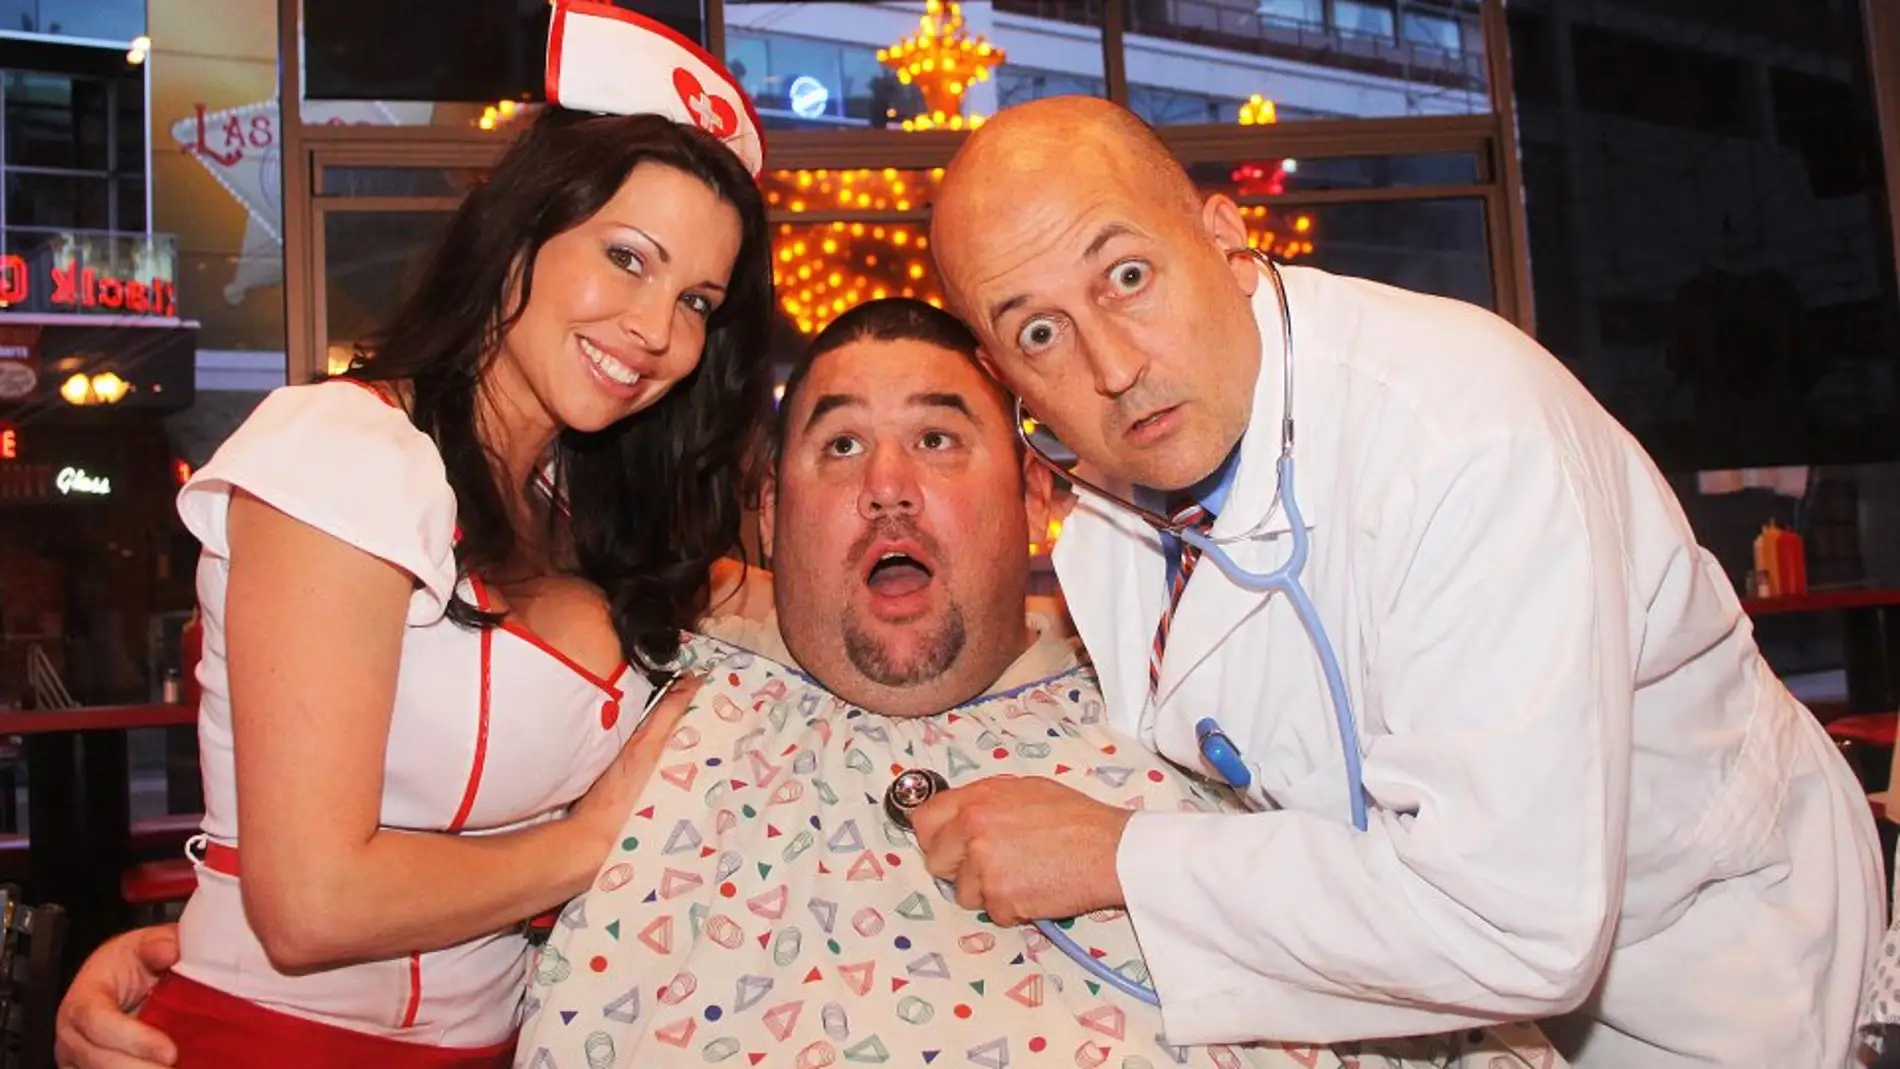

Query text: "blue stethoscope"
[1019, 249, 1365, 1005]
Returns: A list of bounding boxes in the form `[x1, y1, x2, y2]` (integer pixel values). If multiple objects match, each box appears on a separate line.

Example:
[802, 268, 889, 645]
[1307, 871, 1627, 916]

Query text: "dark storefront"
[0, 310, 198, 711]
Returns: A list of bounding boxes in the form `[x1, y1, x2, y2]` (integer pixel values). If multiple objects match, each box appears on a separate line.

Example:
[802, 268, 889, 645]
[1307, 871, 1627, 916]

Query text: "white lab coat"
[1053, 264, 1886, 1068]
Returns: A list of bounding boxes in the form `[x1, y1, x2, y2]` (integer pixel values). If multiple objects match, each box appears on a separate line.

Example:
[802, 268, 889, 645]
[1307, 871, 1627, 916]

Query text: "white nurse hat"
[545, 0, 766, 177]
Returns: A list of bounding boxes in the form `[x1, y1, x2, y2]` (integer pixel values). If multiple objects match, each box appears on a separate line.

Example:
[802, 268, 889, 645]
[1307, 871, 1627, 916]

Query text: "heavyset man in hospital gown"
[910, 95, 1886, 1068]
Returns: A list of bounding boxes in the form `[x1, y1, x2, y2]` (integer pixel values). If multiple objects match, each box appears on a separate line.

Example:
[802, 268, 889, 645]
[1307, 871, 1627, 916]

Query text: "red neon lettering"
[50, 264, 76, 305]
[0, 256, 24, 303]
[0, 428, 16, 460]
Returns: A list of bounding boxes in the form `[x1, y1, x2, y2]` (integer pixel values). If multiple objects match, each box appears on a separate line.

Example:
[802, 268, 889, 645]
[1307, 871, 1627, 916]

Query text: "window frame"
[271, 0, 1541, 385]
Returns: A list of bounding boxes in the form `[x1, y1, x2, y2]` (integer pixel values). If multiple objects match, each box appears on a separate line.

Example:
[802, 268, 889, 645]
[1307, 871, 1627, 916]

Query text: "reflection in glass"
[0, 0, 144, 39]
[1508, 0, 1899, 473]
[1200, 193, 1490, 311]
[772, 219, 941, 339]
[1124, 0, 1487, 124]
[318, 166, 489, 199]
[726, 0, 1098, 132]
[759, 167, 941, 218]
[322, 211, 454, 373]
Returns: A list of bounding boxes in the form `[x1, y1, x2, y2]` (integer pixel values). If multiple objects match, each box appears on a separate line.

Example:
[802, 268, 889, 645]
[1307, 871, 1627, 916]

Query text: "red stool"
[121, 859, 197, 924]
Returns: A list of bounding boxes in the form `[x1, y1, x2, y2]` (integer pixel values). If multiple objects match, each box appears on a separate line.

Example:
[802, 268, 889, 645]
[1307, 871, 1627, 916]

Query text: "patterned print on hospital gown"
[520, 635, 1565, 1069]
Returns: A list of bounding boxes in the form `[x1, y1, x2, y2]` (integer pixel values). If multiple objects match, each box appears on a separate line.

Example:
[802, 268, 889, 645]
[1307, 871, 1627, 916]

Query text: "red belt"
[201, 840, 240, 877]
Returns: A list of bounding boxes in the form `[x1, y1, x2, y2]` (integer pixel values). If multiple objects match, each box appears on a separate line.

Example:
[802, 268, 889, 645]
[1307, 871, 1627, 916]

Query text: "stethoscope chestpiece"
[884, 768, 949, 832]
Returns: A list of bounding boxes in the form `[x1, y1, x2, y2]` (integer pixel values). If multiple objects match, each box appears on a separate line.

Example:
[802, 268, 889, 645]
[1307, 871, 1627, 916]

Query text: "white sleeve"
[1117, 430, 1632, 1044]
[177, 380, 460, 625]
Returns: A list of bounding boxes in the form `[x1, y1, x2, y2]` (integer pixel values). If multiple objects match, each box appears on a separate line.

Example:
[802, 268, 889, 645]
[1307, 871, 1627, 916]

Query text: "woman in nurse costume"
[124, 5, 775, 1066]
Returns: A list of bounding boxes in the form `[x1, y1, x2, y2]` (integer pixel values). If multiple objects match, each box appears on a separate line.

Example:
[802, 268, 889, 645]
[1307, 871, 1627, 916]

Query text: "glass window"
[1186, 151, 1482, 194]
[1508, 0, 1899, 476]
[1260, 197, 1492, 309]
[726, 0, 1099, 134]
[114, 177, 143, 231]
[1403, 11, 1464, 52]
[771, 219, 942, 339]
[997, 67, 1103, 108]
[321, 210, 456, 371]
[759, 166, 940, 217]
[4, 72, 112, 171]
[1127, 0, 1488, 125]
[6, 0, 145, 40]
[6, 171, 110, 229]
[115, 86, 143, 171]
[1335, 1, 1397, 40]
[297, 0, 707, 127]
[318, 165, 489, 199]
[1256, 0, 1323, 28]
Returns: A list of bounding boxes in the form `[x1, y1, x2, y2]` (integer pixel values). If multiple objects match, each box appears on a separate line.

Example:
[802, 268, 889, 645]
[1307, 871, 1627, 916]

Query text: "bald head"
[925, 95, 1267, 492]
[933, 97, 1201, 309]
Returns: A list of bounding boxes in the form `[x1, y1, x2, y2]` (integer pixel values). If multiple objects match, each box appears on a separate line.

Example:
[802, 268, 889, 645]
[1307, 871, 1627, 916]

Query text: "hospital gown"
[518, 634, 1565, 1068]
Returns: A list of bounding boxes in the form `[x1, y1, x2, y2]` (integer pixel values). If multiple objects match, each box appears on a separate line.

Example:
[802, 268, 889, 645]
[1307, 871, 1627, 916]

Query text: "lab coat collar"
[1210, 261, 1302, 541]
[1052, 262, 1312, 733]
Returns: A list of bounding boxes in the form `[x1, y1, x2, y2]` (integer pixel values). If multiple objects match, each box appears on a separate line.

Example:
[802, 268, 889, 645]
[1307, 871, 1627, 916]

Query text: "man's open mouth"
[864, 547, 935, 598]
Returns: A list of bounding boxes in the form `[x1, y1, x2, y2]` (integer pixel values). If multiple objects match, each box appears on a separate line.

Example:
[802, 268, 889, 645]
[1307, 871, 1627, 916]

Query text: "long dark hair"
[345, 107, 773, 678]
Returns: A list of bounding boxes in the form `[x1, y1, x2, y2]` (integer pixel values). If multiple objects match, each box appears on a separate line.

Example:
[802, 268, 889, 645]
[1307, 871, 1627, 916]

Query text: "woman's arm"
[224, 490, 685, 972]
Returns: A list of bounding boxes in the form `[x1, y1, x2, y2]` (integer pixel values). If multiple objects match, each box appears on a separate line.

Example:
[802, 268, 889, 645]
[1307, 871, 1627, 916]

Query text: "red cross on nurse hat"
[545, 0, 766, 177]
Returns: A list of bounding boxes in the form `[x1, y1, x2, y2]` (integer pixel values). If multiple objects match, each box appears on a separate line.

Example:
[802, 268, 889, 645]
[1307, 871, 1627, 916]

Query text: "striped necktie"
[1148, 501, 1214, 698]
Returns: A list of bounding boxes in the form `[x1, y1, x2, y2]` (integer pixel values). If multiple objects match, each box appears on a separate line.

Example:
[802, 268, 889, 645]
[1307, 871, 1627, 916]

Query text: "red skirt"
[139, 973, 516, 1069]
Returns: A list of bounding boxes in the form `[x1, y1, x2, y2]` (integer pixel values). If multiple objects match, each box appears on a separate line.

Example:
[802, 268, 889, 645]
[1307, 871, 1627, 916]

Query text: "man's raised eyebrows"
[800, 393, 863, 434]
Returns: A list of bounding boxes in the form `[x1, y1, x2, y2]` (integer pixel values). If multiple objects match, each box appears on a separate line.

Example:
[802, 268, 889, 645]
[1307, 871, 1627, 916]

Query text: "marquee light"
[61, 371, 130, 406]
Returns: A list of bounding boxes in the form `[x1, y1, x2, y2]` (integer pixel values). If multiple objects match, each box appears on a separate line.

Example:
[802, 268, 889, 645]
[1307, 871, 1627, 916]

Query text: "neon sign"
[0, 257, 177, 317]
[0, 424, 15, 460]
[55, 466, 111, 496]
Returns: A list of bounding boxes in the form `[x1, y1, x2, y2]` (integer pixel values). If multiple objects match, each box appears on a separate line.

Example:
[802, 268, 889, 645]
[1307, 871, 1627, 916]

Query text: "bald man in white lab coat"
[908, 95, 1886, 1067]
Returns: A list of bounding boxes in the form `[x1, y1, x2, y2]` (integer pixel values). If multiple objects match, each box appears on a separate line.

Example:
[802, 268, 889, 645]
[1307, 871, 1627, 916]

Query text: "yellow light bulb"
[908, 263, 925, 280]
[90, 372, 128, 403]
[790, 199, 806, 213]
[828, 272, 843, 287]
[60, 372, 91, 405]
